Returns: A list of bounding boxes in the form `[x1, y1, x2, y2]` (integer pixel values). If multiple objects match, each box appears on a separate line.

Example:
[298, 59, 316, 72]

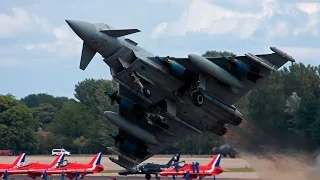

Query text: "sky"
[1, 0, 320, 99]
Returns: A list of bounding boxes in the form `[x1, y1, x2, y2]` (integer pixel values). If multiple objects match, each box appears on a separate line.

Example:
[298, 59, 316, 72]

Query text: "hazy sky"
[1, 0, 320, 99]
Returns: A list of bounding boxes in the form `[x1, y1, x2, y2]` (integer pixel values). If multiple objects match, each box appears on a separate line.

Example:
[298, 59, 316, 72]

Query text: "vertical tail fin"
[88, 152, 102, 167]
[50, 153, 65, 168]
[207, 154, 221, 171]
[166, 153, 180, 167]
[11, 153, 26, 167]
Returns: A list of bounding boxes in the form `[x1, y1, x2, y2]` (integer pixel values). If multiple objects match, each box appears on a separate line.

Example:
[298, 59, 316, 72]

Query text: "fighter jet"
[65, 19, 295, 170]
[212, 144, 237, 158]
[118, 153, 180, 180]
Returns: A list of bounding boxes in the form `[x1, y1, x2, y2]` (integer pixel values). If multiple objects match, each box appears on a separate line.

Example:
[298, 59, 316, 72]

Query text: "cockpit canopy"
[95, 23, 113, 31]
[58, 160, 69, 167]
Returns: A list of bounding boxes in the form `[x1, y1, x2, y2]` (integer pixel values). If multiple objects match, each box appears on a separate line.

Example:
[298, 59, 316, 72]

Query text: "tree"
[20, 93, 74, 109]
[73, 136, 89, 154]
[202, 50, 235, 57]
[297, 92, 320, 137]
[284, 92, 301, 131]
[0, 95, 39, 150]
[74, 78, 118, 149]
[282, 63, 320, 97]
[0, 95, 19, 113]
[32, 103, 58, 128]
[49, 101, 95, 139]
[74, 78, 118, 115]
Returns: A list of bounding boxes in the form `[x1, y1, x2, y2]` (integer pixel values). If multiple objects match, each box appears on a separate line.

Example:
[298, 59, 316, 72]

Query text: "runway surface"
[0, 155, 251, 170]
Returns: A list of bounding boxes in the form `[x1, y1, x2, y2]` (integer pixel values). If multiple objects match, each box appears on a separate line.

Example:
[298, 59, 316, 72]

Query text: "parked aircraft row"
[1, 153, 223, 180]
[118, 153, 224, 180]
[0, 153, 103, 179]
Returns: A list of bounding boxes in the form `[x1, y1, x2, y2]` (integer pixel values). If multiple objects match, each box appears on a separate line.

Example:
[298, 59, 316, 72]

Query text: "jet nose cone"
[65, 20, 95, 42]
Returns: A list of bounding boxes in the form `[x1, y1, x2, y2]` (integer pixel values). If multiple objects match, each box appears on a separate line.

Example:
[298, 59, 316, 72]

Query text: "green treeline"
[1, 50, 319, 155]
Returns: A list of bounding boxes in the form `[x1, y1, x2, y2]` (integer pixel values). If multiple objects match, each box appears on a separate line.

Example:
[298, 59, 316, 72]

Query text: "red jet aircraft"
[5, 153, 65, 179]
[0, 153, 26, 176]
[159, 154, 223, 180]
[32, 152, 103, 179]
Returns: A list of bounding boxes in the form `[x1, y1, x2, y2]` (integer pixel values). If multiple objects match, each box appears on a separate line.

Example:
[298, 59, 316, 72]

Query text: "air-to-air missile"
[108, 133, 150, 156]
[109, 133, 137, 150]
[108, 148, 139, 170]
[105, 91, 145, 119]
[155, 56, 197, 84]
[244, 53, 278, 72]
[188, 54, 244, 89]
[222, 55, 263, 83]
[203, 94, 243, 126]
[104, 111, 160, 146]
[107, 145, 150, 171]
[208, 121, 228, 136]
[105, 91, 176, 135]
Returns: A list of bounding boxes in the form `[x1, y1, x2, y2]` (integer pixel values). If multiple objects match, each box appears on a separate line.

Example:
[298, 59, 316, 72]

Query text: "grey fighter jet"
[118, 153, 180, 180]
[65, 20, 295, 170]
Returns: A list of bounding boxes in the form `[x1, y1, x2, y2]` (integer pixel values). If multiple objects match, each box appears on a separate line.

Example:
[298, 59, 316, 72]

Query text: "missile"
[131, 71, 151, 97]
[155, 56, 197, 83]
[108, 156, 137, 172]
[109, 133, 152, 154]
[104, 111, 160, 146]
[209, 121, 228, 136]
[245, 53, 277, 72]
[270, 47, 295, 62]
[105, 91, 121, 105]
[107, 147, 139, 165]
[223, 56, 263, 83]
[188, 54, 244, 89]
[113, 77, 153, 105]
[203, 94, 243, 126]
[105, 91, 146, 119]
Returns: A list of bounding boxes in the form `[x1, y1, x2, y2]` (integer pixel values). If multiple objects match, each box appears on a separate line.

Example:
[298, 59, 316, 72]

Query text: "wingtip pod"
[270, 47, 296, 62]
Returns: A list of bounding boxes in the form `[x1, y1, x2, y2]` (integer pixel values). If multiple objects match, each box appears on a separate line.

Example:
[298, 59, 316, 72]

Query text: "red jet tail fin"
[207, 154, 222, 172]
[50, 153, 65, 168]
[11, 153, 26, 168]
[88, 152, 102, 167]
